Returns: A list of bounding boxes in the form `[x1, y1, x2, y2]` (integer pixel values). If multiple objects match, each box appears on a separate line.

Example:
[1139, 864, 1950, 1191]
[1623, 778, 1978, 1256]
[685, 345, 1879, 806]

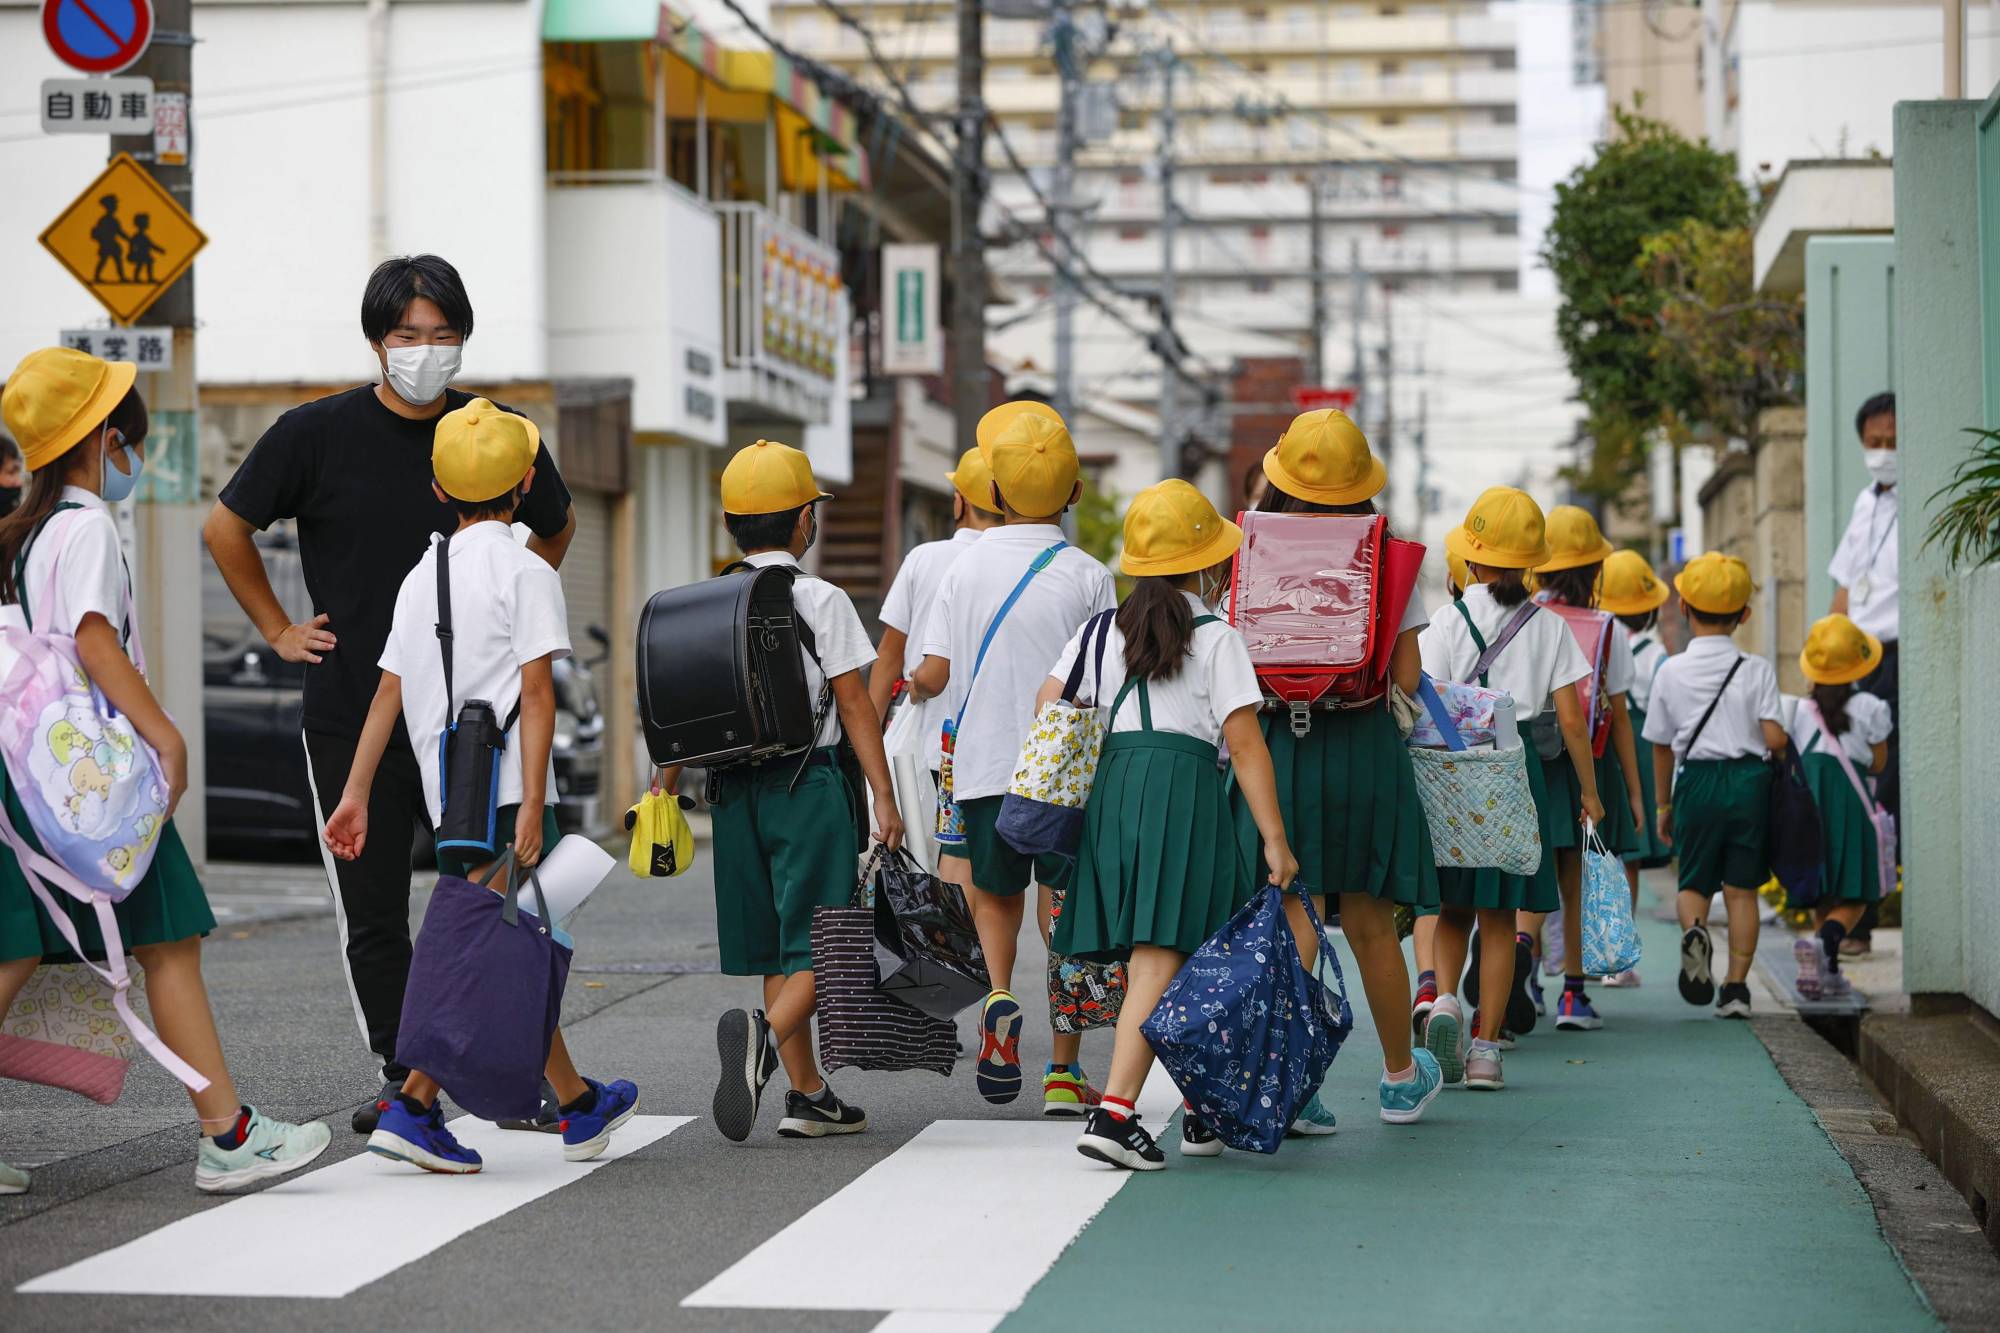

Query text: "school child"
[1407, 550, 1475, 1034]
[324, 398, 640, 1171]
[1600, 549, 1674, 985]
[1231, 410, 1444, 1127]
[0, 347, 332, 1193]
[654, 440, 904, 1142]
[1060, 483, 1301, 1170]
[1522, 508, 1648, 1028]
[1641, 552, 1787, 1019]
[1788, 614, 1893, 998]
[1418, 488, 1599, 1088]
[910, 403, 1118, 1110]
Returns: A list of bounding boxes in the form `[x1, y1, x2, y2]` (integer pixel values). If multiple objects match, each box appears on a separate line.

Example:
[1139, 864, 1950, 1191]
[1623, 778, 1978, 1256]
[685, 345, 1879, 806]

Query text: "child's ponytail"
[1117, 576, 1196, 683]
[1811, 681, 1855, 738]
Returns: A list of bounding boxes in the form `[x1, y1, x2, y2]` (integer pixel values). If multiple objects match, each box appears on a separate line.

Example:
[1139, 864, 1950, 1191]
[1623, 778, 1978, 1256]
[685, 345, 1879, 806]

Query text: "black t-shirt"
[218, 385, 573, 739]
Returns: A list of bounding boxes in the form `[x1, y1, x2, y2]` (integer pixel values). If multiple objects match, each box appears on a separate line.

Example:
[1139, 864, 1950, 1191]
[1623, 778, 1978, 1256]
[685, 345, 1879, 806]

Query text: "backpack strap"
[1806, 701, 1880, 813]
[952, 541, 1066, 732]
[1683, 655, 1746, 758]
[436, 538, 520, 737]
[14, 502, 86, 632]
[1454, 598, 1538, 688]
[1061, 609, 1116, 706]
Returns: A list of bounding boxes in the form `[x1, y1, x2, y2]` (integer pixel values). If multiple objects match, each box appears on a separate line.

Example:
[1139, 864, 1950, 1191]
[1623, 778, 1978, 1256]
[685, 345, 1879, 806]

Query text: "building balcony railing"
[717, 202, 844, 426]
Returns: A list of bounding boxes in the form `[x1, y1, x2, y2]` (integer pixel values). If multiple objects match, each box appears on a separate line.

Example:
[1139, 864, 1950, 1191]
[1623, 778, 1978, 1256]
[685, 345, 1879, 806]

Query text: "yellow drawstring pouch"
[626, 786, 695, 878]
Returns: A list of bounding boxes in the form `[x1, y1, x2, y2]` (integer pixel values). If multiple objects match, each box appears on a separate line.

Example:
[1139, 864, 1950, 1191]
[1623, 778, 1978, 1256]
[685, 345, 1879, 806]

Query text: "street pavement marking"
[18, 1115, 691, 1300]
[683, 1066, 1180, 1319]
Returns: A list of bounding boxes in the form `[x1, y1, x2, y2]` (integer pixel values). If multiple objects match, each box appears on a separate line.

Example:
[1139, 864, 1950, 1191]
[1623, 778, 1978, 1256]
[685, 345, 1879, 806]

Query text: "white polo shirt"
[1048, 594, 1263, 746]
[379, 522, 571, 823]
[1628, 632, 1670, 713]
[1640, 635, 1783, 762]
[879, 527, 982, 770]
[1829, 484, 1899, 644]
[920, 524, 1117, 801]
[740, 550, 876, 750]
[1418, 583, 1590, 722]
[1790, 690, 1892, 768]
[15, 487, 137, 657]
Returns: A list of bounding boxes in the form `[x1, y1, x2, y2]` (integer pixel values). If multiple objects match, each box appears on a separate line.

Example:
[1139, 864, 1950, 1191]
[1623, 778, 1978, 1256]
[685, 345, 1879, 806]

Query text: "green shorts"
[1672, 757, 1772, 897]
[710, 751, 859, 976]
[946, 795, 1074, 898]
[436, 805, 562, 879]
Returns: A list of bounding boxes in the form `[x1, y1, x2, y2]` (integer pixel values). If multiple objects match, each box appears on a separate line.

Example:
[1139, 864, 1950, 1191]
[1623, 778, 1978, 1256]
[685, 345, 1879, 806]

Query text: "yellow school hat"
[946, 446, 1002, 515]
[1674, 551, 1754, 615]
[1599, 549, 1670, 616]
[1446, 550, 1470, 594]
[1536, 505, 1616, 573]
[1799, 613, 1883, 687]
[720, 438, 831, 516]
[2, 347, 137, 472]
[979, 409, 1079, 519]
[1262, 409, 1385, 506]
[1444, 487, 1550, 571]
[976, 399, 1063, 451]
[432, 398, 539, 503]
[1120, 479, 1243, 578]
[625, 789, 696, 878]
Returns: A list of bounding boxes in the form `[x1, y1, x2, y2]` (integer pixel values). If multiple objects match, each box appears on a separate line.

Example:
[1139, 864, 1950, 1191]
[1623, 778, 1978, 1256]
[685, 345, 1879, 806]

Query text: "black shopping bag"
[811, 852, 956, 1077]
[869, 848, 990, 1021]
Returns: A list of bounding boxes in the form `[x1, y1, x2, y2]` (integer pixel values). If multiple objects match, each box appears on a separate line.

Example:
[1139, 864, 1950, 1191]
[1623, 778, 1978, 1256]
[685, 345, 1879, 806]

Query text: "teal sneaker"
[0, 1160, 28, 1195]
[1287, 1091, 1338, 1136]
[1378, 1049, 1444, 1125]
[195, 1108, 333, 1193]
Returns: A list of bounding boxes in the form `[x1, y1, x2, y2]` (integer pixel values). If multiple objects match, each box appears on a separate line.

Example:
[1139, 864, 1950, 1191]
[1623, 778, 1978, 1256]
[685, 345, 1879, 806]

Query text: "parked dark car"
[203, 525, 606, 858]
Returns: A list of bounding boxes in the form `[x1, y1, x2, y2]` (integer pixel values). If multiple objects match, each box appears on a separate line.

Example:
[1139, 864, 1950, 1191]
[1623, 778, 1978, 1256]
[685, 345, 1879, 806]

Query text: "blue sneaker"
[976, 991, 1024, 1105]
[1287, 1091, 1338, 1136]
[561, 1077, 640, 1162]
[368, 1098, 482, 1174]
[1529, 972, 1546, 1018]
[1556, 988, 1603, 1031]
[1378, 1048, 1444, 1125]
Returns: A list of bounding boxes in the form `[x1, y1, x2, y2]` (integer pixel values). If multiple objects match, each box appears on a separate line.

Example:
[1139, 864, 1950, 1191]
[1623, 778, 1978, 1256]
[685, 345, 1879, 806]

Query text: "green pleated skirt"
[1801, 753, 1882, 904]
[1629, 706, 1674, 867]
[1057, 731, 1250, 961]
[1435, 742, 1562, 912]
[1543, 741, 1632, 853]
[0, 767, 215, 965]
[1234, 705, 1439, 908]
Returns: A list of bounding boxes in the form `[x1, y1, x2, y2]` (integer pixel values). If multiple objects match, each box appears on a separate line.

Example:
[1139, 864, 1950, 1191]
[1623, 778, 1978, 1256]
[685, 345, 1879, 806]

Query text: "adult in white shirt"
[1826, 391, 1898, 951]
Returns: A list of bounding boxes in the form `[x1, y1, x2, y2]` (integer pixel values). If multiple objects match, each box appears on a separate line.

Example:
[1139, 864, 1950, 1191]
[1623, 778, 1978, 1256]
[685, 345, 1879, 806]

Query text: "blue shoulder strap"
[1414, 673, 1469, 752]
[952, 541, 1066, 730]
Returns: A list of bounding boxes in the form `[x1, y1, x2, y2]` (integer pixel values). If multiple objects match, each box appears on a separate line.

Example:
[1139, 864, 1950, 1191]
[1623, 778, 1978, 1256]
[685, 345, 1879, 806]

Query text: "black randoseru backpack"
[1768, 742, 1825, 908]
[637, 564, 819, 769]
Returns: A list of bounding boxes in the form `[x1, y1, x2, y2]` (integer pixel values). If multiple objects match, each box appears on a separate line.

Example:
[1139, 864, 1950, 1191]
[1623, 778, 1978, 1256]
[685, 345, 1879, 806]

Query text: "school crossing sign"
[39, 152, 205, 325]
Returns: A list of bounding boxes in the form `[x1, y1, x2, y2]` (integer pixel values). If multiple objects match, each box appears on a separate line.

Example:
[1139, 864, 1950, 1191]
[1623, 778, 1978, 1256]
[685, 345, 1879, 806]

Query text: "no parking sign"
[41, 0, 154, 76]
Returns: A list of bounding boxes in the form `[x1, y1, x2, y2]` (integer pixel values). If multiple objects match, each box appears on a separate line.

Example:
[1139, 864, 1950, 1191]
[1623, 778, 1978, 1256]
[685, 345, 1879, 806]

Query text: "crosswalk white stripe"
[682, 1066, 1181, 1319]
[17, 1116, 691, 1299]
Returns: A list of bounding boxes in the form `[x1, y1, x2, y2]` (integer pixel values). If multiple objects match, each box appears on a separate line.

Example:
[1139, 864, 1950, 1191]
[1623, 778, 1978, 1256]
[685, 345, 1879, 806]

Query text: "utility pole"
[112, 0, 205, 862]
[1307, 170, 1327, 386]
[1414, 388, 1430, 533]
[1156, 45, 1179, 480]
[1050, 0, 1078, 427]
[951, 0, 987, 456]
[1348, 238, 1366, 423]
[1378, 287, 1395, 484]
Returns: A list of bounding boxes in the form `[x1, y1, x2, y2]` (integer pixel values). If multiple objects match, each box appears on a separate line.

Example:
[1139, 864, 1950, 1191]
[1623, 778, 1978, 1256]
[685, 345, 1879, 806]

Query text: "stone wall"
[1695, 411, 1809, 692]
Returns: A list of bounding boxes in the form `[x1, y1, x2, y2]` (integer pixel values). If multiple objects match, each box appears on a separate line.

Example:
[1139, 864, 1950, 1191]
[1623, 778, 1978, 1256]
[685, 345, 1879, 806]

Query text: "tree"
[1541, 108, 1751, 498]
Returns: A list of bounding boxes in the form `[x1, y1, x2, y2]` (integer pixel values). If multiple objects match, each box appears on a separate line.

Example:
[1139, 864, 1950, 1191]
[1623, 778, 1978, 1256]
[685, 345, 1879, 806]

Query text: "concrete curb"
[1859, 1006, 2000, 1258]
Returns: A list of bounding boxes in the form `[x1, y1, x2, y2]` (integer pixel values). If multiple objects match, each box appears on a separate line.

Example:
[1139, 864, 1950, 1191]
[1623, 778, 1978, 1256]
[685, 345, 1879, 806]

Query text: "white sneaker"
[0, 1160, 28, 1195]
[1423, 995, 1466, 1086]
[196, 1109, 333, 1193]
[1464, 1043, 1504, 1091]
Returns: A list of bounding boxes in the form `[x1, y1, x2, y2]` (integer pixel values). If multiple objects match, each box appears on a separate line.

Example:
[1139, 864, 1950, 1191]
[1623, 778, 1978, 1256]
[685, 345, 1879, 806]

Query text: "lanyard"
[1859, 493, 1897, 587]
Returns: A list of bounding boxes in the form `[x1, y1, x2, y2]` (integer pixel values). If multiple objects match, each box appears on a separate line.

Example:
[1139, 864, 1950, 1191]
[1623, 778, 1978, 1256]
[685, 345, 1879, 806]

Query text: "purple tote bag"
[394, 851, 572, 1121]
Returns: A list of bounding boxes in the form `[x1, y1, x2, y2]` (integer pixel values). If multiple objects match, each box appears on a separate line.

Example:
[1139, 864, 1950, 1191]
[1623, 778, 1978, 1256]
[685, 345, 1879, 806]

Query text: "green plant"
[1072, 479, 1131, 597]
[1925, 428, 2000, 571]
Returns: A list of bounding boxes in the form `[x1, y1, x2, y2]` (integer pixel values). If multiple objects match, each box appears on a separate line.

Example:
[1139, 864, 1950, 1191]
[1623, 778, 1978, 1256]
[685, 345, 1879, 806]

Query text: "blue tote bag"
[394, 850, 573, 1122]
[1141, 883, 1354, 1154]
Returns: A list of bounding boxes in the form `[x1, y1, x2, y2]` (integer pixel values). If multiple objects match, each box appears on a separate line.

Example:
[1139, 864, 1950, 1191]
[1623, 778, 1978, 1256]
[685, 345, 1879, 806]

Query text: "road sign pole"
[111, 0, 204, 864]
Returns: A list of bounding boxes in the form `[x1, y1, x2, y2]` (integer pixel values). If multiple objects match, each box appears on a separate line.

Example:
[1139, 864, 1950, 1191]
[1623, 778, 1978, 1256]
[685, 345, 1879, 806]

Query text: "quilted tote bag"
[1047, 885, 1126, 1035]
[1579, 828, 1641, 976]
[814, 850, 956, 1076]
[998, 610, 1115, 859]
[0, 963, 146, 1104]
[1142, 883, 1351, 1155]
[1406, 675, 1542, 876]
[394, 851, 572, 1122]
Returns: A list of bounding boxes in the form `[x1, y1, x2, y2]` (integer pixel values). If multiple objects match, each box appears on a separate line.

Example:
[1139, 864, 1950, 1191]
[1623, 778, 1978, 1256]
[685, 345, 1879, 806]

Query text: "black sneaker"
[1075, 1108, 1165, 1172]
[1463, 930, 1539, 1037]
[1679, 926, 1716, 1006]
[713, 1009, 778, 1142]
[1180, 1113, 1223, 1158]
[1715, 981, 1753, 1020]
[778, 1087, 868, 1138]
[497, 1080, 563, 1134]
[350, 1080, 401, 1135]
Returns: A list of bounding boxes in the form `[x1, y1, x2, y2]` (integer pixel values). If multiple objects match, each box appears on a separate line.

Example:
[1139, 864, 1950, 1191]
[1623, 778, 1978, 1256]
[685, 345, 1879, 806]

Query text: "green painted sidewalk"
[1007, 909, 1936, 1331]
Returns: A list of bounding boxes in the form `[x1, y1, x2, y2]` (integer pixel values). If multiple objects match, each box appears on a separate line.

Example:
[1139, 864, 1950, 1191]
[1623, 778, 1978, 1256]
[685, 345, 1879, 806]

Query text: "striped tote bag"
[811, 851, 956, 1076]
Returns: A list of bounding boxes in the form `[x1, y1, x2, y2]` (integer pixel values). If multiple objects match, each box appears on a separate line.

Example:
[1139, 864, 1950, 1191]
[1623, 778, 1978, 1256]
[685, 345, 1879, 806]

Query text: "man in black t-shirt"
[205, 255, 575, 1132]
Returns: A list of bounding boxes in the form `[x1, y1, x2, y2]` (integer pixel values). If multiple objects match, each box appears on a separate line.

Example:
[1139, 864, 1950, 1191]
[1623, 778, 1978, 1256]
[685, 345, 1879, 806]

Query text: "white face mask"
[1861, 448, 1897, 488]
[383, 343, 462, 405]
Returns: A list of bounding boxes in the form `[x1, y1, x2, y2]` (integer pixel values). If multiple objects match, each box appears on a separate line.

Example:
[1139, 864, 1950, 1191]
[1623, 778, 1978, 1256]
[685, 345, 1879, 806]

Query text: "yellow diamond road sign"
[40, 152, 205, 325]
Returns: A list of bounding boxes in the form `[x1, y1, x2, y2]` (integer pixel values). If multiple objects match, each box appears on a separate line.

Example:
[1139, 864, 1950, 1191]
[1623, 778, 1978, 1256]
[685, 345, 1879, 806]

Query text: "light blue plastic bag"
[1580, 829, 1641, 976]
